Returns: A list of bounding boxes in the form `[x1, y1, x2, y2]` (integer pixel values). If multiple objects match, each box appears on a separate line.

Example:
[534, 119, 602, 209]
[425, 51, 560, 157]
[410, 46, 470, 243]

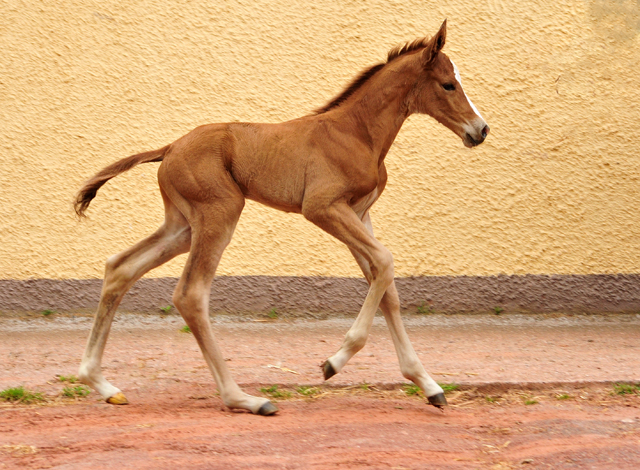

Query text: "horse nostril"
[481, 125, 490, 139]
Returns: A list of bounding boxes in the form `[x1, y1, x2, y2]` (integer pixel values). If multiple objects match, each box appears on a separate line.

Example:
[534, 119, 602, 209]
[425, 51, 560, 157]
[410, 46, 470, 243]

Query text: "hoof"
[106, 392, 129, 405]
[256, 401, 279, 416]
[428, 392, 448, 409]
[322, 360, 337, 380]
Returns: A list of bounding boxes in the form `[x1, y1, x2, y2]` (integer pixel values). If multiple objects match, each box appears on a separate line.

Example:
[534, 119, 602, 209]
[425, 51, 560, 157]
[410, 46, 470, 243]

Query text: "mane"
[314, 36, 431, 114]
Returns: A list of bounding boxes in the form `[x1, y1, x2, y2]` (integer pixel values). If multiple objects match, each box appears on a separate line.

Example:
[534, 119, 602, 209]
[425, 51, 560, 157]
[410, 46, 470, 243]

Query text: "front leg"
[345, 212, 446, 407]
[302, 201, 394, 379]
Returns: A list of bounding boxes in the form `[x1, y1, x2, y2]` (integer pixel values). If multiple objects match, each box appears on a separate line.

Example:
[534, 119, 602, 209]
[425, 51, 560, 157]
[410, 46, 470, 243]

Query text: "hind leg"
[78, 192, 191, 403]
[170, 193, 277, 415]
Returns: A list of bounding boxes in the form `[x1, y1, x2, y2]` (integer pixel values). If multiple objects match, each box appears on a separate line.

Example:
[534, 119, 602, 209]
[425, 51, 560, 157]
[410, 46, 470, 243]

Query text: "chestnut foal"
[74, 20, 489, 415]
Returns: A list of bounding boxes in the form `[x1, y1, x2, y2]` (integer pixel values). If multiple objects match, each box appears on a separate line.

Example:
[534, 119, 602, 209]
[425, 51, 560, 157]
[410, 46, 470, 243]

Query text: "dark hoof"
[322, 360, 337, 380]
[257, 401, 278, 416]
[428, 392, 448, 409]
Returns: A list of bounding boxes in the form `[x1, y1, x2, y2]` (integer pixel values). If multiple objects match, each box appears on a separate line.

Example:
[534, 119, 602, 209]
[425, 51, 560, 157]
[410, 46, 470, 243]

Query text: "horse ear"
[422, 19, 447, 66]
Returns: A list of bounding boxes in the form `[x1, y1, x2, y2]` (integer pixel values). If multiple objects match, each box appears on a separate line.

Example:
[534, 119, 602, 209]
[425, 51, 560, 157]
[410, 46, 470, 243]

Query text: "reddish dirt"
[1, 313, 639, 469]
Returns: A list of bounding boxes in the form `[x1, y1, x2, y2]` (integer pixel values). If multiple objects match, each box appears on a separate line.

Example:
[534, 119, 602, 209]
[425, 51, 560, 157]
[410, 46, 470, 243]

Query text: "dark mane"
[314, 36, 430, 114]
[314, 64, 385, 114]
[386, 37, 431, 63]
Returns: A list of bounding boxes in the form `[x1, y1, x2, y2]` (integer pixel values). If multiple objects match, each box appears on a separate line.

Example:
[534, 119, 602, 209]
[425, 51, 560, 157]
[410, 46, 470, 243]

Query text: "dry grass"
[239, 382, 640, 408]
[1, 444, 38, 455]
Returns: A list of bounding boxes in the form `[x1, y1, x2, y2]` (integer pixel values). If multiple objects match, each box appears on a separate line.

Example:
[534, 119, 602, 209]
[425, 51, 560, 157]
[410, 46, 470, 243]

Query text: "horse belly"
[244, 162, 306, 213]
[232, 149, 306, 213]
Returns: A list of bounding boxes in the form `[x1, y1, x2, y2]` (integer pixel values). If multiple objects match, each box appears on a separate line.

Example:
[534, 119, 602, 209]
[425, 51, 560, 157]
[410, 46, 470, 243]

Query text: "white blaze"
[451, 61, 483, 120]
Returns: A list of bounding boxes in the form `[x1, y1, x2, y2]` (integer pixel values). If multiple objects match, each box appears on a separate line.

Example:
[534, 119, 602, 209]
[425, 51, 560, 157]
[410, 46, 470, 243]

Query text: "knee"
[372, 247, 394, 288]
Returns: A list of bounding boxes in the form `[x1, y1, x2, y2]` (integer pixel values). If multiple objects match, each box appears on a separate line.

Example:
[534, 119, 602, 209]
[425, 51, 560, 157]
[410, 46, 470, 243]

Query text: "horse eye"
[442, 83, 455, 91]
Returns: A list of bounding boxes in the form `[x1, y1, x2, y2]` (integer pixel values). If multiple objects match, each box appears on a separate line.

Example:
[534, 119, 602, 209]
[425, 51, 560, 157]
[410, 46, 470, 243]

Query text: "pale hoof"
[427, 392, 448, 409]
[106, 392, 129, 405]
[322, 360, 337, 380]
[256, 401, 278, 416]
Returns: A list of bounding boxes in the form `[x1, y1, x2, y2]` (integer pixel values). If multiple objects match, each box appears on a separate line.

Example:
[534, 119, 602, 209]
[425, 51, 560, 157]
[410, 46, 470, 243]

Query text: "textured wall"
[1, 0, 639, 281]
[2, 275, 639, 315]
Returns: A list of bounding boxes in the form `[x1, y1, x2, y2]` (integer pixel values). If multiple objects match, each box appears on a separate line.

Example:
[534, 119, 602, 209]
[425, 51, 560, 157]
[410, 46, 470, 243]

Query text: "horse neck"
[339, 64, 418, 154]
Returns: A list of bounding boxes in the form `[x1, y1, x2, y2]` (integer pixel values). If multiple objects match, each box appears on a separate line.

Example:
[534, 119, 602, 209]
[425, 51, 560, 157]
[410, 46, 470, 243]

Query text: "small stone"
[521, 459, 534, 464]
[621, 418, 634, 423]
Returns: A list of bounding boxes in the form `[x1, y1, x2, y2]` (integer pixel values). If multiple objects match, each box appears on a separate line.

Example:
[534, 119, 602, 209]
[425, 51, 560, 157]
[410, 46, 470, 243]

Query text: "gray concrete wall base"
[1, 274, 639, 315]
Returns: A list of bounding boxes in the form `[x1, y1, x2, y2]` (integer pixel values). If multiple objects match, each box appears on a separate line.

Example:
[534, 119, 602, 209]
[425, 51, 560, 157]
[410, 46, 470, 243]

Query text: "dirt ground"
[1, 313, 639, 469]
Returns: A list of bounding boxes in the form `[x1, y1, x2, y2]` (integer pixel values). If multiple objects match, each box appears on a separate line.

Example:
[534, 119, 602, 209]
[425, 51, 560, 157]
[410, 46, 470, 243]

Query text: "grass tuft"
[438, 383, 459, 393]
[62, 385, 91, 398]
[180, 325, 191, 334]
[416, 303, 435, 315]
[260, 385, 291, 399]
[57, 375, 78, 384]
[296, 386, 320, 397]
[41, 309, 55, 316]
[402, 384, 422, 396]
[0, 386, 45, 404]
[613, 382, 640, 395]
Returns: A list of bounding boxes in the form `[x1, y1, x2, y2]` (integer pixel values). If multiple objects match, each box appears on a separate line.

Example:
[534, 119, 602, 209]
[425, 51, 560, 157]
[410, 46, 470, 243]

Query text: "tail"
[74, 145, 170, 217]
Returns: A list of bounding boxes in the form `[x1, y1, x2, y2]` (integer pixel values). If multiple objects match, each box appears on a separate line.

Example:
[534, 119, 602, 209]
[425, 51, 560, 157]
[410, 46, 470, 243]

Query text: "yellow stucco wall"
[1, 0, 639, 280]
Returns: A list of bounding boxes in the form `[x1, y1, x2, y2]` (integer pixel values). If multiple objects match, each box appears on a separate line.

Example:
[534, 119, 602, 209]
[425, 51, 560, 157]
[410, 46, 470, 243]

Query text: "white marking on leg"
[343, 212, 444, 398]
[78, 221, 191, 401]
[452, 61, 483, 120]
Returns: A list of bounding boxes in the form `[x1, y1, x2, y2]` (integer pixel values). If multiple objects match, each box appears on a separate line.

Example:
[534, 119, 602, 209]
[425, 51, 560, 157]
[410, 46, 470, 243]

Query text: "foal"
[75, 20, 489, 415]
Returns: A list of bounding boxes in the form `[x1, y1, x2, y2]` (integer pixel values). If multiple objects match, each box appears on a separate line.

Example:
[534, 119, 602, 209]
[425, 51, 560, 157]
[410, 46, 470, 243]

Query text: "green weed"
[180, 325, 191, 333]
[0, 386, 45, 404]
[402, 384, 422, 396]
[160, 305, 173, 313]
[41, 309, 55, 316]
[267, 308, 278, 319]
[62, 385, 91, 398]
[438, 383, 459, 393]
[57, 375, 78, 384]
[260, 385, 291, 399]
[613, 383, 640, 395]
[524, 399, 538, 405]
[493, 306, 504, 315]
[556, 393, 571, 400]
[416, 303, 435, 315]
[296, 386, 320, 397]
